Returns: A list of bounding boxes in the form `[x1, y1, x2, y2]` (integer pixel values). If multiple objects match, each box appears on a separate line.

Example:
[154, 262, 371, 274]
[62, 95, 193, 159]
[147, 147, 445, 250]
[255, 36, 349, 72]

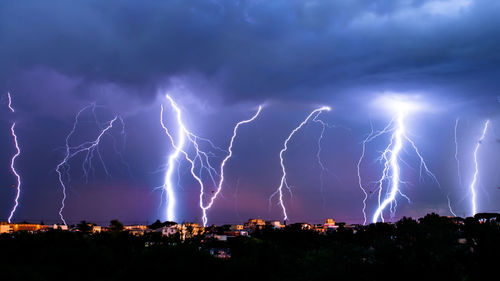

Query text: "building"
[159, 223, 204, 240]
[160, 224, 179, 237]
[92, 225, 102, 233]
[312, 224, 326, 233]
[39, 224, 66, 232]
[10, 223, 49, 232]
[324, 219, 336, 228]
[244, 219, 265, 231]
[179, 223, 204, 239]
[230, 224, 243, 231]
[124, 225, 148, 236]
[0, 224, 12, 234]
[267, 220, 284, 229]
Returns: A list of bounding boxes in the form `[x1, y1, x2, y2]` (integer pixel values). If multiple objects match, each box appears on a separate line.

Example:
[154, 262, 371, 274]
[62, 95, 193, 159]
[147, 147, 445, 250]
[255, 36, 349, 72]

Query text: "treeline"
[0, 213, 499, 281]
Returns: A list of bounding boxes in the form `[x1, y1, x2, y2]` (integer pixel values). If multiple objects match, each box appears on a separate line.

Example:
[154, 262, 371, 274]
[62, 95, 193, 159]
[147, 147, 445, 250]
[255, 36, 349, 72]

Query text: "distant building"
[9, 223, 49, 233]
[324, 219, 336, 228]
[313, 224, 326, 233]
[46, 224, 67, 231]
[159, 223, 204, 240]
[124, 225, 148, 236]
[244, 219, 265, 231]
[230, 224, 243, 231]
[267, 220, 284, 229]
[0, 224, 12, 233]
[160, 224, 179, 237]
[180, 223, 204, 239]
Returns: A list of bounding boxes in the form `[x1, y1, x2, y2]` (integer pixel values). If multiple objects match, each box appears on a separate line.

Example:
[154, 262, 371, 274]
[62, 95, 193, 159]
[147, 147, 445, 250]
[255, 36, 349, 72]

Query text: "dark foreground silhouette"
[1, 213, 499, 281]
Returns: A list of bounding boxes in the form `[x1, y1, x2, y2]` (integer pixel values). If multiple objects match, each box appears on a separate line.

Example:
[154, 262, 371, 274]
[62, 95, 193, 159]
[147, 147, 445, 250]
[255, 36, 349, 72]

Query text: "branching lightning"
[359, 97, 441, 223]
[200, 106, 262, 226]
[160, 95, 222, 223]
[312, 114, 337, 201]
[269, 106, 331, 222]
[160, 94, 261, 226]
[371, 113, 409, 223]
[469, 119, 489, 216]
[56, 104, 123, 225]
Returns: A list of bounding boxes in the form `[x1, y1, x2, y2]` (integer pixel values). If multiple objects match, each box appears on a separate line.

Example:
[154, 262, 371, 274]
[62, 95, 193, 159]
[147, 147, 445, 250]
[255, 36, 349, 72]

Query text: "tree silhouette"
[77, 220, 93, 233]
[109, 219, 124, 232]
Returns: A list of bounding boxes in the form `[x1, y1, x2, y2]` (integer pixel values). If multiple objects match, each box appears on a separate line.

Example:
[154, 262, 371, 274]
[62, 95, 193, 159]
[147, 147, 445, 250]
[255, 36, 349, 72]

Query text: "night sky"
[0, 0, 499, 225]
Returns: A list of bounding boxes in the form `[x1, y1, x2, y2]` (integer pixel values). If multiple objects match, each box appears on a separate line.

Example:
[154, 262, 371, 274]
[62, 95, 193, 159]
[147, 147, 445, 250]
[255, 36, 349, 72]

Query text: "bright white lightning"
[160, 101, 188, 223]
[159, 95, 222, 223]
[160, 95, 261, 226]
[56, 104, 121, 225]
[7, 92, 15, 112]
[372, 114, 406, 223]
[469, 119, 489, 216]
[269, 106, 331, 222]
[200, 106, 262, 226]
[357, 119, 396, 225]
[367, 97, 441, 223]
[7, 123, 21, 223]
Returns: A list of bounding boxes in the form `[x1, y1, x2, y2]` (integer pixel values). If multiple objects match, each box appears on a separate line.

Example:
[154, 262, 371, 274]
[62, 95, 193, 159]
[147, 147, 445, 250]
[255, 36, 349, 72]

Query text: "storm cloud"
[1, 0, 499, 108]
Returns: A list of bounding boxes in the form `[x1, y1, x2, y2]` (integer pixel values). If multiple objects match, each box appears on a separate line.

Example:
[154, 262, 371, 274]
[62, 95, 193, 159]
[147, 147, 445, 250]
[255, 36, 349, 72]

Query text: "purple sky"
[0, 0, 499, 225]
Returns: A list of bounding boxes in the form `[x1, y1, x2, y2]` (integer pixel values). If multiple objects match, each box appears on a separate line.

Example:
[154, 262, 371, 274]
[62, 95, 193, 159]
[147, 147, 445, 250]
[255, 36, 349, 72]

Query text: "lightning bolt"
[368, 110, 440, 223]
[357, 119, 398, 224]
[6, 92, 21, 223]
[356, 121, 374, 225]
[445, 118, 462, 218]
[469, 119, 489, 216]
[159, 95, 222, 223]
[200, 106, 262, 226]
[160, 94, 261, 226]
[159, 101, 187, 223]
[7, 92, 15, 112]
[7, 123, 21, 223]
[269, 106, 331, 222]
[312, 114, 332, 201]
[56, 104, 122, 225]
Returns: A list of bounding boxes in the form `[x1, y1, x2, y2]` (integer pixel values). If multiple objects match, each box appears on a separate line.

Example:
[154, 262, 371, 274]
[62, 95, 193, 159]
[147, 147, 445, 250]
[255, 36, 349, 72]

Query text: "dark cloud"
[1, 0, 499, 107]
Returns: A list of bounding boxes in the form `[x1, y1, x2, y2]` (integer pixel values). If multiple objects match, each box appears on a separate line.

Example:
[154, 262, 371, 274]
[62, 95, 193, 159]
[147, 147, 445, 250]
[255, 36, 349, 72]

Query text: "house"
[0, 224, 12, 234]
[230, 224, 243, 231]
[267, 220, 284, 229]
[244, 219, 265, 232]
[160, 224, 179, 237]
[124, 225, 148, 236]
